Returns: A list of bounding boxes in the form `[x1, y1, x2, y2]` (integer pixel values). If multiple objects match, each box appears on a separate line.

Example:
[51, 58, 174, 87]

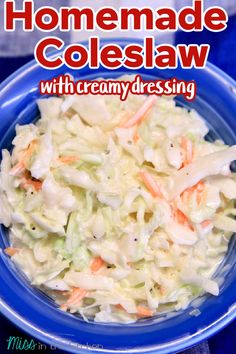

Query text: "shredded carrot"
[133, 128, 140, 143]
[201, 220, 212, 229]
[122, 95, 157, 128]
[58, 156, 80, 164]
[60, 304, 68, 311]
[20, 177, 42, 192]
[180, 136, 193, 168]
[181, 181, 205, 205]
[116, 304, 153, 318]
[67, 288, 88, 305]
[60, 287, 88, 310]
[5, 247, 19, 257]
[173, 208, 188, 224]
[10, 140, 38, 176]
[115, 304, 124, 311]
[136, 306, 154, 317]
[191, 181, 205, 193]
[91, 256, 105, 273]
[9, 161, 25, 176]
[196, 191, 203, 205]
[181, 189, 189, 204]
[172, 207, 194, 231]
[139, 171, 163, 198]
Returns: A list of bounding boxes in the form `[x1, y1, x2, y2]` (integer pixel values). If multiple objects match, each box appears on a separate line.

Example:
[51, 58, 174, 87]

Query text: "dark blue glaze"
[0, 39, 236, 354]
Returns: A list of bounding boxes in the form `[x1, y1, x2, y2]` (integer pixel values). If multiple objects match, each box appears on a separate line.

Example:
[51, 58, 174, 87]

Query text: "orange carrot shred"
[180, 136, 193, 168]
[174, 209, 188, 224]
[201, 220, 212, 229]
[91, 257, 105, 273]
[60, 288, 88, 310]
[67, 288, 88, 305]
[172, 207, 194, 231]
[20, 177, 42, 192]
[133, 128, 140, 143]
[9, 161, 25, 176]
[60, 304, 68, 311]
[139, 171, 163, 198]
[196, 192, 202, 205]
[58, 156, 79, 164]
[116, 304, 153, 318]
[115, 304, 124, 311]
[122, 95, 157, 128]
[181, 181, 205, 205]
[136, 306, 154, 317]
[5, 247, 19, 257]
[10, 140, 38, 176]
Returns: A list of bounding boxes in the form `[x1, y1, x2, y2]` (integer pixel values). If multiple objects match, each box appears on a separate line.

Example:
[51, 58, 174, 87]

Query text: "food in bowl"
[1, 76, 236, 323]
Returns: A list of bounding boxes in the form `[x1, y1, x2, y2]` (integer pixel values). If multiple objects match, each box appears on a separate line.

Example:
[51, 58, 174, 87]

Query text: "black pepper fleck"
[134, 238, 138, 242]
[170, 144, 174, 148]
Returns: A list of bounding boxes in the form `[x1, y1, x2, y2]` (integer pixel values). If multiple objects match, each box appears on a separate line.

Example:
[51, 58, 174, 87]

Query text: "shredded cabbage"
[1, 76, 236, 323]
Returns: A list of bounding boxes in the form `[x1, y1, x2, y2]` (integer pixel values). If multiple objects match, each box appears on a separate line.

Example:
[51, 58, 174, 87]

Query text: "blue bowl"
[0, 39, 236, 354]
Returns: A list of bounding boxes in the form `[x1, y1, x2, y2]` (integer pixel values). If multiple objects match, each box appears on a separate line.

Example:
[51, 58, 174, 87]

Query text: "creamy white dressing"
[0, 77, 235, 323]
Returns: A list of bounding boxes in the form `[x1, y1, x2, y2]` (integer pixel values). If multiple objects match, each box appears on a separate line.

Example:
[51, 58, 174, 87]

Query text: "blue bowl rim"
[0, 37, 236, 354]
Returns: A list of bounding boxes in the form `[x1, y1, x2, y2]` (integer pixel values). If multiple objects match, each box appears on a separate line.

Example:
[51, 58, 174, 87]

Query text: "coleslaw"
[1, 75, 236, 323]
